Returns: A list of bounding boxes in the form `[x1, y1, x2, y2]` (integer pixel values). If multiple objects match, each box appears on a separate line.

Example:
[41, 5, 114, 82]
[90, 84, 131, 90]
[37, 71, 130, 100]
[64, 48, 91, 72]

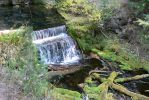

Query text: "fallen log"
[111, 83, 149, 100]
[90, 72, 149, 100]
[115, 74, 149, 83]
[98, 71, 118, 100]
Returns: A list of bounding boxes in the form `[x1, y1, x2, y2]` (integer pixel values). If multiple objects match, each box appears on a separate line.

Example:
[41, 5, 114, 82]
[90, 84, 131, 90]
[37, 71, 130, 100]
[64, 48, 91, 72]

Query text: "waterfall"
[32, 25, 82, 65]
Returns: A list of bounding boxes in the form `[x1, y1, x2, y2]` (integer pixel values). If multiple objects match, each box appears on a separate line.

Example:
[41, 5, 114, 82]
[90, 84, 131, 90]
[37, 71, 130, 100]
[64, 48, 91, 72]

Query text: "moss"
[92, 49, 117, 61]
[84, 85, 100, 99]
[85, 76, 93, 84]
[51, 88, 82, 100]
[119, 64, 132, 71]
[92, 47, 149, 72]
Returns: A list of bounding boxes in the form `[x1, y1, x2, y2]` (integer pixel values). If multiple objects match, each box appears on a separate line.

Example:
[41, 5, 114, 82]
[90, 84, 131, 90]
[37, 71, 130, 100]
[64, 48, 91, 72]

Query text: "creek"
[0, 5, 149, 100]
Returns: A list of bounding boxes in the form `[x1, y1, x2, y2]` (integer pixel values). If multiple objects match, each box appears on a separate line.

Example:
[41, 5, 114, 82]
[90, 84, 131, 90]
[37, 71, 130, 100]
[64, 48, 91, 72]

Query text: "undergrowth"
[0, 27, 50, 99]
[56, 0, 149, 72]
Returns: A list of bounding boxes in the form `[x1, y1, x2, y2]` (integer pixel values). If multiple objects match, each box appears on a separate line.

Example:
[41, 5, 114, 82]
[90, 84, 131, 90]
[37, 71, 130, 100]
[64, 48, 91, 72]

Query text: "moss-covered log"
[111, 83, 149, 100]
[98, 71, 118, 100]
[115, 74, 149, 83]
[90, 71, 149, 100]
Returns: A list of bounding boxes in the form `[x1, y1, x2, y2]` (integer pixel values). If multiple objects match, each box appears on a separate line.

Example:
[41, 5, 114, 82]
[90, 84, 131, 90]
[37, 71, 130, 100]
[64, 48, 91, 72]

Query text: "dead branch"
[115, 74, 149, 83]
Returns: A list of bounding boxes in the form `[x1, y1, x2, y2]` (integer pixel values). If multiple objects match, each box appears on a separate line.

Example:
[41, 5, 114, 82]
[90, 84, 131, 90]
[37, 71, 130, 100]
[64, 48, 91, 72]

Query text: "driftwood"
[90, 71, 149, 100]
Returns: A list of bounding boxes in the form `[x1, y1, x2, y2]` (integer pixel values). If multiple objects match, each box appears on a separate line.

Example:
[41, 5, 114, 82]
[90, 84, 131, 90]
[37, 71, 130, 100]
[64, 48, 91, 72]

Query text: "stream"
[0, 5, 149, 100]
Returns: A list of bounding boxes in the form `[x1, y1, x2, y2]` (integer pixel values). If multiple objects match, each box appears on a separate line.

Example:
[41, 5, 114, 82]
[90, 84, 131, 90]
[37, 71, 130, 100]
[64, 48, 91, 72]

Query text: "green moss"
[83, 85, 102, 100]
[92, 47, 149, 72]
[84, 85, 101, 94]
[51, 88, 82, 100]
[85, 76, 93, 84]
[92, 49, 117, 61]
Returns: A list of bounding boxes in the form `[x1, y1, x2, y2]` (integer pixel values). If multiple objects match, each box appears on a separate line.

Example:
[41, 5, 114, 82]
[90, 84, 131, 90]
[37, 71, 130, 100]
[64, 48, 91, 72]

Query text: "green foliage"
[75, 32, 104, 52]
[0, 28, 26, 45]
[137, 19, 149, 27]
[0, 27, 49, 99]
[137, 14, 149, 44]
[94, 0, 121, 21]
[137, 14, 149, 27]
[92, 47, 149, 71]
[20, 46, 49, 99]
[95, 0, 121, 9]
[56, 0, 102, 53]
[56, 0, 101, 21]
[129, 0, 149, 14]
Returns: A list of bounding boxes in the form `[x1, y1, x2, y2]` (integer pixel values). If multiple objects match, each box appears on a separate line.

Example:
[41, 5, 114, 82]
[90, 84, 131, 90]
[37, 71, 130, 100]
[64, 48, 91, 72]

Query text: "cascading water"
[32, 25, 82, 65]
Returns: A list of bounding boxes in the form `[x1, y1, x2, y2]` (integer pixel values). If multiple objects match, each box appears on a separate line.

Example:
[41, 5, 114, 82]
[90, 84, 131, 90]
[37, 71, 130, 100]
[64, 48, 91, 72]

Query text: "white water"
[32, 25, 82, 65]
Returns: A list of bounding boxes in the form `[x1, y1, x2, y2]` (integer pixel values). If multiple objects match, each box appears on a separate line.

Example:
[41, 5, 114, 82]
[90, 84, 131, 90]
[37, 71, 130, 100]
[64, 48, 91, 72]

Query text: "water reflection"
[0, 5, 65, 30]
